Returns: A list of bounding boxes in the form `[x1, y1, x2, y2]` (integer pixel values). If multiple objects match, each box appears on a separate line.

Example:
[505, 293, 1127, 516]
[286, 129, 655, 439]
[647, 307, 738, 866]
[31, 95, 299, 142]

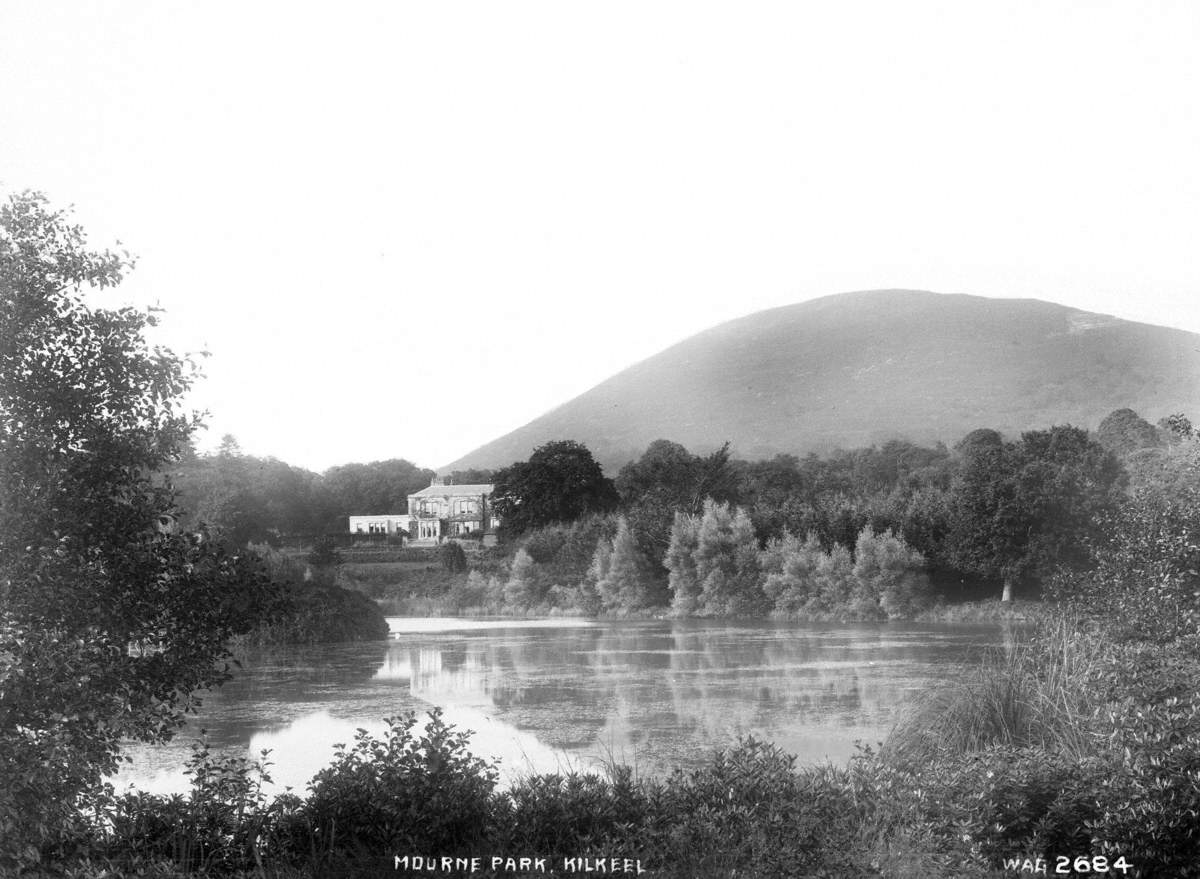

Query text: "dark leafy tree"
[617, 439, 739, 514]
[1097, 408, 1163, 457]
[948, 425, 1124, 601]
[173, 440, 338, 542]
[0, 192, 276, 866]
[615, 439, 738, 580]
[322, 458, 435, 520]
[1051, 437, 1200, 638]
[954, 427, 1004, 455]
[1050, 484, 1200, 646]
[491, 440, 618, 537]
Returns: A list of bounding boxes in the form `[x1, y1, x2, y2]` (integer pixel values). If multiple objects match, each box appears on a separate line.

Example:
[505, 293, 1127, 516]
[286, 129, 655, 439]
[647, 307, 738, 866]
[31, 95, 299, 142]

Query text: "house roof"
[409, 483, 493, 498]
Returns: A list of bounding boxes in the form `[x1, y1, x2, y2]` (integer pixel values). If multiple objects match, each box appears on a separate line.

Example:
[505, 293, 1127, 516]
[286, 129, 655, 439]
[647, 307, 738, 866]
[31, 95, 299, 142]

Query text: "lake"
[116, 617, 1015, 795]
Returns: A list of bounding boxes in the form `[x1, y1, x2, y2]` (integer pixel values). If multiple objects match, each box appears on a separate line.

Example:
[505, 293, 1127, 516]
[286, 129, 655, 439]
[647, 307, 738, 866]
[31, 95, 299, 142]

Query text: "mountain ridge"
[444, 290, 1200, 473]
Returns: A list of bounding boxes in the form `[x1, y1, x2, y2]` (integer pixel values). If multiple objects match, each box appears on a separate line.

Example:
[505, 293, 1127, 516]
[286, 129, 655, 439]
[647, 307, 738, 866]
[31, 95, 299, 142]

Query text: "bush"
[306, 535, 344, 569]
[97, 742, 282, 875]
[654, 739, 863, 877]
[439, 540, 468, 573]
[445, 570, 493, 613]
[283, 709, 498, 865]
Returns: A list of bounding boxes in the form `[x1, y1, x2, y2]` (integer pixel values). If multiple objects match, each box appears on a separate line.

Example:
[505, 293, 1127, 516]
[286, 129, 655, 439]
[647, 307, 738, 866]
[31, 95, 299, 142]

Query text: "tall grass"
[885, 613, 1102, 763]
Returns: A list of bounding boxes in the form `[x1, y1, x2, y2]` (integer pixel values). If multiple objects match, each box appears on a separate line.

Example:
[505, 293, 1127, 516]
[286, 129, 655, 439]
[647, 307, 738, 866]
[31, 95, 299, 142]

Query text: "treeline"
[169, 435, 496, 544]
[473, 409, 1196, 618]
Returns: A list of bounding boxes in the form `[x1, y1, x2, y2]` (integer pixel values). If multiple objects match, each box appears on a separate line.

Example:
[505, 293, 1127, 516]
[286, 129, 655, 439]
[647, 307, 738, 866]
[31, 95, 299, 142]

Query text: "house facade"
[348, 514, 411, 536]
[349, 478, 498, 543]
[407, 479, 498, 541]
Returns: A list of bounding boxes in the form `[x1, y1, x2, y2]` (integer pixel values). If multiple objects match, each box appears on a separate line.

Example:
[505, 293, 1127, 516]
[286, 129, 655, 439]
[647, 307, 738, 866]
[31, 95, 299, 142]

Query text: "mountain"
[444, 290, 1200, 473]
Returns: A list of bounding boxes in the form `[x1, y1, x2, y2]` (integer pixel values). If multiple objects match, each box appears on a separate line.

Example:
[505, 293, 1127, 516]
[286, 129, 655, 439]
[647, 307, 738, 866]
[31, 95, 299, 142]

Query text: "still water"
[117, 618, 1012, 795]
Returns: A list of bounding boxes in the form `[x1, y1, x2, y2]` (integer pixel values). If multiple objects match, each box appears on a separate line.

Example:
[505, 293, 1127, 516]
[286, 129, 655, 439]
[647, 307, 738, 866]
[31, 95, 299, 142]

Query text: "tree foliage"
[491, 440, 618, 538]
[665, 511, 702, 616]
[757, 526, 929, 619]
[503, 548, 538, 610]
[1097, 408, 1163, 457]
[1050, 449, 1200, 646]
[665, 501, 764, 617]
[596, 517, 654, 613]
[0, 192, 275, 864]
[852, 526, 932, 618]
[948, 425, 1124, 600]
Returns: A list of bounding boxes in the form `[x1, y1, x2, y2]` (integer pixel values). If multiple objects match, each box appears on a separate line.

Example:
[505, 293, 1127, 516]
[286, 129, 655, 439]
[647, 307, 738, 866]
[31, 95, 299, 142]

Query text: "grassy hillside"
[445, 290, 1200, 472]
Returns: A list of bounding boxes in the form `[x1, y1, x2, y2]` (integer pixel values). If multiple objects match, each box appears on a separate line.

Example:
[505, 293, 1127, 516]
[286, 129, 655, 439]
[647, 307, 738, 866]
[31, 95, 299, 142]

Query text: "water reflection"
[116, 619, 1009, 795]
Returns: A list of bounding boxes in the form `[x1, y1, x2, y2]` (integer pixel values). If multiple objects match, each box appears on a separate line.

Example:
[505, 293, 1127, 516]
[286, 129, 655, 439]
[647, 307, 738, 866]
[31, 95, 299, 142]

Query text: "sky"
[2, 1, 1198, 472]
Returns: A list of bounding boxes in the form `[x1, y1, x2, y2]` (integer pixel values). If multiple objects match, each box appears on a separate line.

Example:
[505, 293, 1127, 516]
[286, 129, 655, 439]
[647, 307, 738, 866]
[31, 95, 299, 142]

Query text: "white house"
[348, 477, 499, 543]
[348, 514, 412, 536]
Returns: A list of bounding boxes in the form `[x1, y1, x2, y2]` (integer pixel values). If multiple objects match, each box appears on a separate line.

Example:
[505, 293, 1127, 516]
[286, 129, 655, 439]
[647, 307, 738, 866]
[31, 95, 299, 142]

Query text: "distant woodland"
[176, 407, 1197, 619]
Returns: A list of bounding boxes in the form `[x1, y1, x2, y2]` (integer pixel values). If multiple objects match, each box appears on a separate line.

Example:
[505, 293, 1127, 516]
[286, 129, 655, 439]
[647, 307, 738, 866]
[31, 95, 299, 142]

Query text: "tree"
[172, 441, 336, 542]
[851, 526, 931, 618]
[1097, 408, 1163, 457]
[948, 425, 1124, 601]
[490, 440, 618, 537]
[596, 517, 652, 612]
[322, 458, 435, 519]
[447, 467, 496, 484]
[693, 500, 765, 616]
[811, 543, 855, 615]
[0, 193, 275, 864]
[759, 531, 825, 615]
[615, 439, 739, 586]
[1050, 488, 1200, 645]
[665, 510, 702, 616]
[503, 548, 538, 610]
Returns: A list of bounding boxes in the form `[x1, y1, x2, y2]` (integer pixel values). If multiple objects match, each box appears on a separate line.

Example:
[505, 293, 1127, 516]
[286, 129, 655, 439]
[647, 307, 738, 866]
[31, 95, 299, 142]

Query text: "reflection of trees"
[375, 630, 615, 749]
[121, 623, 1004, 793]
[371, 623, 1001, 774]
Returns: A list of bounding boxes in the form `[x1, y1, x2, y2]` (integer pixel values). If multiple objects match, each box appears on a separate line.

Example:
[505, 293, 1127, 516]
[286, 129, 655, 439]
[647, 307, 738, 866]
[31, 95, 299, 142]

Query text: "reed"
[884, 612, 1103, 763]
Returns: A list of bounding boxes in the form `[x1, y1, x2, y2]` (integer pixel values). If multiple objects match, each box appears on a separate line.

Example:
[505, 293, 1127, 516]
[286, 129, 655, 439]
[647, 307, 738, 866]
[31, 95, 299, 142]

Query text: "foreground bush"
[279, 710, 498, 866]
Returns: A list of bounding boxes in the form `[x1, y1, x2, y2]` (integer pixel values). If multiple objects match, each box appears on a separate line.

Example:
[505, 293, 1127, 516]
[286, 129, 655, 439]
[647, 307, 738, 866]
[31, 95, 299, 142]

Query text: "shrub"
[285, 709, 498, 865]
[439, 540, 468, 573]
[94, 742, 283, 875]
[445, 570, 492, 613]
[654, 739, 864, 877]
[306, 535, 344, 569]
[498, 768, 655, 858]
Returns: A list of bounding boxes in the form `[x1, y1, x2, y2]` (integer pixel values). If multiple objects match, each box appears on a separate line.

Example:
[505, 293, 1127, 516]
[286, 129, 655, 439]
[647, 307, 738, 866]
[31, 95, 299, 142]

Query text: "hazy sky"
[3, 2, 1198, 472]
